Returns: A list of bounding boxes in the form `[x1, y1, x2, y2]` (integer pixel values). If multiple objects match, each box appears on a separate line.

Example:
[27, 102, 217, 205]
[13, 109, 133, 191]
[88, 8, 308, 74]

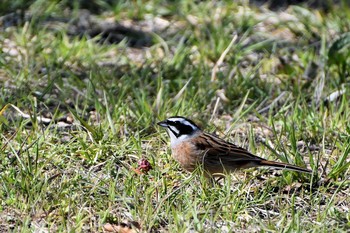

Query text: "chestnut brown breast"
[171, 141, 202, 172]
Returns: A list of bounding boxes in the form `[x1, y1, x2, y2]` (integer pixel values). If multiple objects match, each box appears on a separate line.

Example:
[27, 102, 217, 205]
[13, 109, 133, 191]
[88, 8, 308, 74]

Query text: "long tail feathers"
[258, 160, 312, 174]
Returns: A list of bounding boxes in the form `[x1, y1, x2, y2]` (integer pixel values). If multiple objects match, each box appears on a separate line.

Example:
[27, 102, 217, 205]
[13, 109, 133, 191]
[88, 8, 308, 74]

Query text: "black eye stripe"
[179, 124, 194, 135]
[166, 120, 194, 137]
[167, 120, 180, 125]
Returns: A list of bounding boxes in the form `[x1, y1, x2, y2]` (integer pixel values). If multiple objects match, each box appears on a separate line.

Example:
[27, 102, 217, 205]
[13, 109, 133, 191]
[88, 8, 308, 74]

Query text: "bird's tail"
[258, 160, 312, 173]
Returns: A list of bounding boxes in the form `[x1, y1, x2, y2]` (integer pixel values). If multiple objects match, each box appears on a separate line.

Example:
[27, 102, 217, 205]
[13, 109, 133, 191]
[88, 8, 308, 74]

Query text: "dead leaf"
[103, 223, 138, 233]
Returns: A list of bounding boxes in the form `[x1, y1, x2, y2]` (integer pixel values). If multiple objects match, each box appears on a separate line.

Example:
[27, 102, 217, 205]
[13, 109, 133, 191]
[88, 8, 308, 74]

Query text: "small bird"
[158, 116, 311, 176]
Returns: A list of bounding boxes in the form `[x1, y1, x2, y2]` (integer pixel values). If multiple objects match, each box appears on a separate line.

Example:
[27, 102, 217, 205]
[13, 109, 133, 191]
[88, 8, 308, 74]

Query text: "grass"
[0, 0, 350, 232]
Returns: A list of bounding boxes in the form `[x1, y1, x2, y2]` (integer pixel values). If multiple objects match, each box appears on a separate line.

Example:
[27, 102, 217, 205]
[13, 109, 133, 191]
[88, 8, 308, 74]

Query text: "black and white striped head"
[157, 116, 201, 145]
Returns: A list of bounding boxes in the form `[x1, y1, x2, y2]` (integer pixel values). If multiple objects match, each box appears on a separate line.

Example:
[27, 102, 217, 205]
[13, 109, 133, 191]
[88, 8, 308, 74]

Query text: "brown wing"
[196, 133, 311, 174]
[196, 133, 265, 174]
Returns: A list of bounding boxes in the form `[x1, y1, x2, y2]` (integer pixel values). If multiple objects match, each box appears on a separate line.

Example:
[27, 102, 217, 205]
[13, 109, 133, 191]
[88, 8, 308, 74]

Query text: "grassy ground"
[0, 0, 350, 232]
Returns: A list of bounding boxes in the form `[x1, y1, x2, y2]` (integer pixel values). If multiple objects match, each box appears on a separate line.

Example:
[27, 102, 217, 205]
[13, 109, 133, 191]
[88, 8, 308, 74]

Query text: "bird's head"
[157, 116, 201, 145]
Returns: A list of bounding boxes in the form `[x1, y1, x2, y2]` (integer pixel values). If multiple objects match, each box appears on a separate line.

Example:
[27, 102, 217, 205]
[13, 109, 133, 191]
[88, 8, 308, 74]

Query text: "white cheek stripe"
[167, 130, 199, 147]
[168, 125, 179, 136]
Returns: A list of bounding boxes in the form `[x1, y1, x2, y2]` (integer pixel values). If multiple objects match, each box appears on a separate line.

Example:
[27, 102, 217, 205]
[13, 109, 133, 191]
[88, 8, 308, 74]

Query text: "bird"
[157, 116, 312, 176]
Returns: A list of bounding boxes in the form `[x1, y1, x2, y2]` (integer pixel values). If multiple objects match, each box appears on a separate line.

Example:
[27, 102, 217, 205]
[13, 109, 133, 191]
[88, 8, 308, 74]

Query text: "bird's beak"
[157, 120, 168, 127]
